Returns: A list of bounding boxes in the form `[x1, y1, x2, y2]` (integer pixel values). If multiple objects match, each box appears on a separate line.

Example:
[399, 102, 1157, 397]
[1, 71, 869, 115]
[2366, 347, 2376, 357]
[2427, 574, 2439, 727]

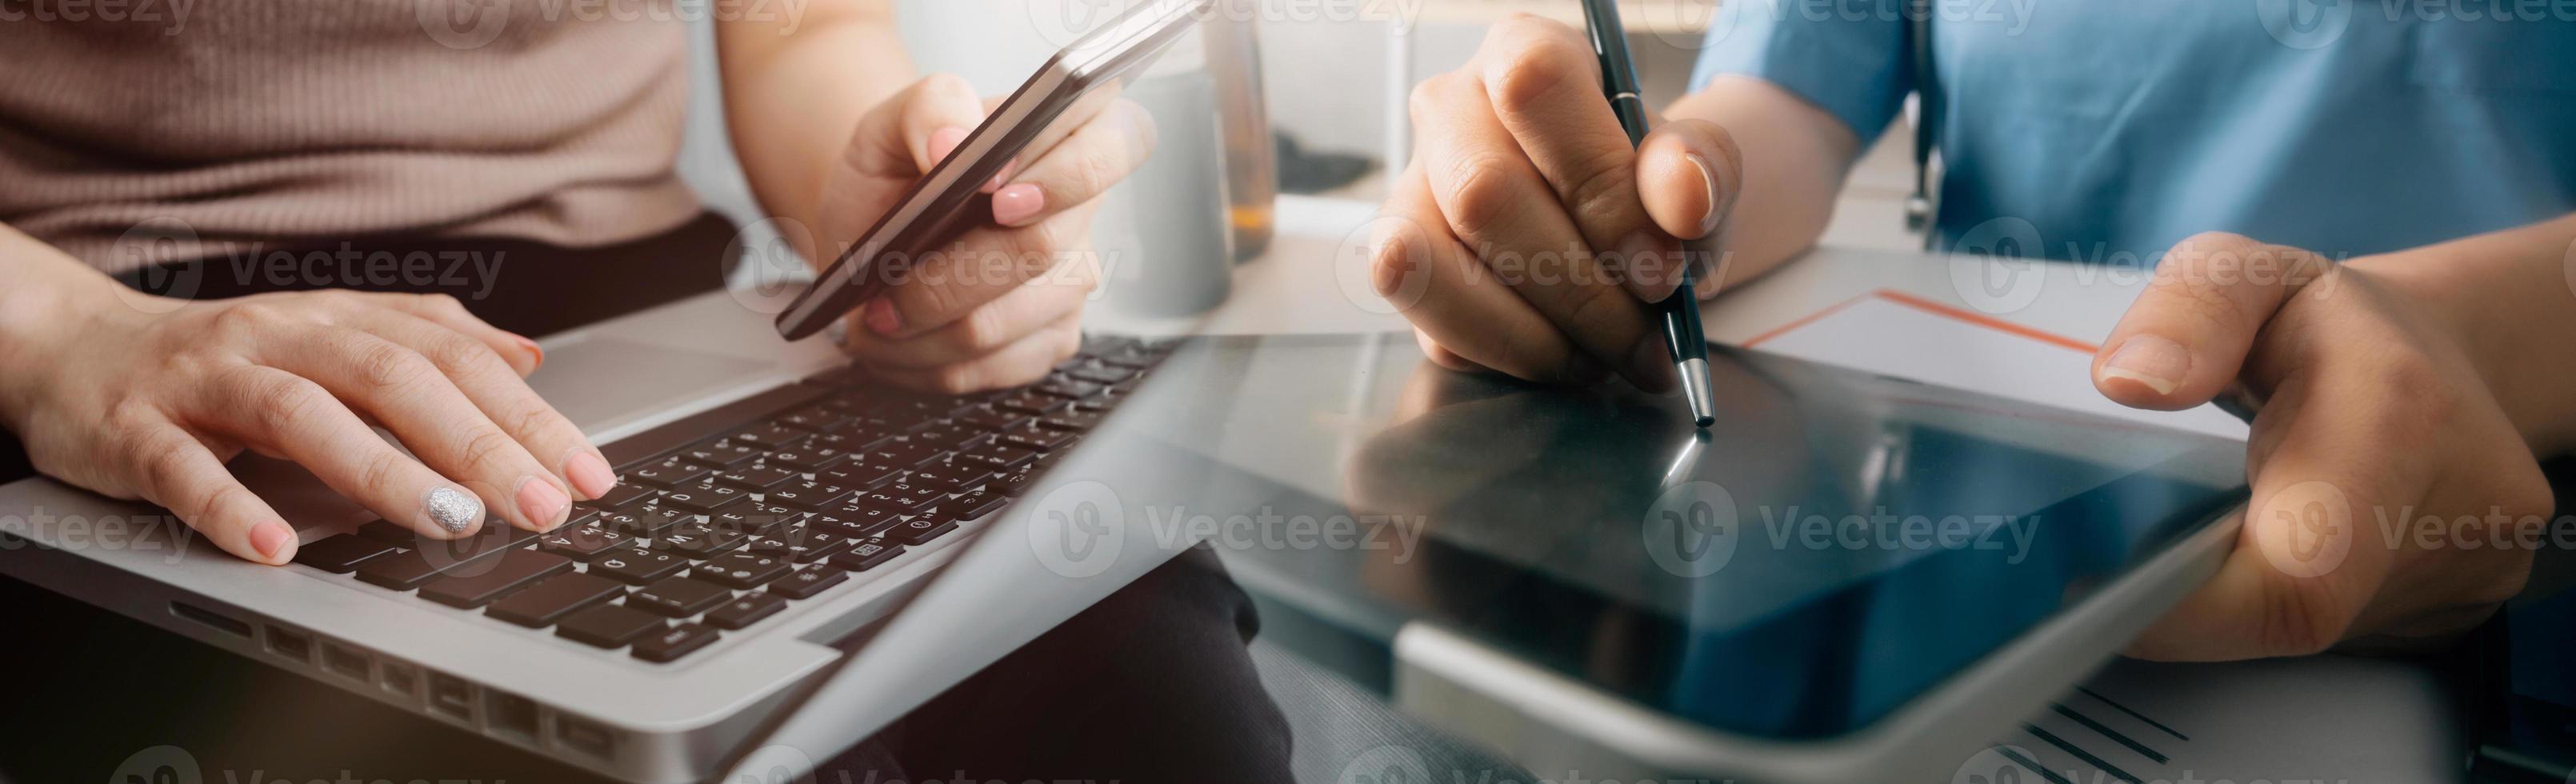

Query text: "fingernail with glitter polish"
[424, 486, 482, 536]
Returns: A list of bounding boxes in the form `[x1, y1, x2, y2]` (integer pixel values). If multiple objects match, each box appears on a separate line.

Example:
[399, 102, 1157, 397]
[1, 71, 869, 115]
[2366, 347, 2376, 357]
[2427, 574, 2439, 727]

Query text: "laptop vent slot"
[167, 600, 252, 639]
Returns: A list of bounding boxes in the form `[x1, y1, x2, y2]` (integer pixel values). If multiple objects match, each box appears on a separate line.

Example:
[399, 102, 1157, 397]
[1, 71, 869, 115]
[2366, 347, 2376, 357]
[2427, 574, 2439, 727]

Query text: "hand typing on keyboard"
[810, 74, 1155, 394]
[0, 267, 618, 565]
[294, 337, 1173, 663]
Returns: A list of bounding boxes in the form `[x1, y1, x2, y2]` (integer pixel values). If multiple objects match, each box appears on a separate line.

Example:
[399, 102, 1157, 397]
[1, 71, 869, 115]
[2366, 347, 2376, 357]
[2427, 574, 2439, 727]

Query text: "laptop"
[0, 3, 1215, 782]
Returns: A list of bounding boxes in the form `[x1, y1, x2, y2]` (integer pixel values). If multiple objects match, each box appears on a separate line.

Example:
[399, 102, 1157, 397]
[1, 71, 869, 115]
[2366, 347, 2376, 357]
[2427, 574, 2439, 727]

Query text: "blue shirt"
[1690, 0, 2576, 262]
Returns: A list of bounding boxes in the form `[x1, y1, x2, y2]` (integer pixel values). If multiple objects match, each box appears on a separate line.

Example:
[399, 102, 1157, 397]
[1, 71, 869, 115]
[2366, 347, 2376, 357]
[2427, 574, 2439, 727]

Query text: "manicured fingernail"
[516, 476, 569, 530]
[927, 126, 969, 166]
[864, 298, 903, 336]
[1628, 338, 1678, 394]
[250, 522, 294, 561]
[2101, 334, 2190, 395]
[424, 486, 482, 535]
[510, 334, 544, 370]
[564, 449, 616, 501]
[993, 183, 1045, 226]
[1686, 153, 1723, 237]
[1615, 232, 1675, 302]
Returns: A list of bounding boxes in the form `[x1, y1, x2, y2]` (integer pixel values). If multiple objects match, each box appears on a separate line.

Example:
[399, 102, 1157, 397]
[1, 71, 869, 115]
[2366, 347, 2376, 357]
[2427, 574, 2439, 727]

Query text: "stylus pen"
[1578, 0, 1715, 428]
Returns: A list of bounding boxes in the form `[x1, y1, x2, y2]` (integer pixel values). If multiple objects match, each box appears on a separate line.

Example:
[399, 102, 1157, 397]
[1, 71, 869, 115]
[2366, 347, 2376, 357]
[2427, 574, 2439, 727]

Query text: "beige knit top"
[0, 0, 703, 273]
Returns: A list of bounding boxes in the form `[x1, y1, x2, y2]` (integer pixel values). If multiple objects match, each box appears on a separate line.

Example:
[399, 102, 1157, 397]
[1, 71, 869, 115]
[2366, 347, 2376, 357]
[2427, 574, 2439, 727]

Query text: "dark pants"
[0, 218, 1294, 783]
[0, 547, 1290, 784]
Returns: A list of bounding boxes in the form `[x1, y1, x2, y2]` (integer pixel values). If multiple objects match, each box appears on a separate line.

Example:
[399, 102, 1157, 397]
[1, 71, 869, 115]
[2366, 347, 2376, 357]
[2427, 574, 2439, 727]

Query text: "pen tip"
[1694, 415, 1715, 428]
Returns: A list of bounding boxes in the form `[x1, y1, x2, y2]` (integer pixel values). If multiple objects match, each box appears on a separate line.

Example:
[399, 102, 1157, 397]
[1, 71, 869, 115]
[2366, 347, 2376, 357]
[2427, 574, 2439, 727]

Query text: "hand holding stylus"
[1370, 15, 1740, 392]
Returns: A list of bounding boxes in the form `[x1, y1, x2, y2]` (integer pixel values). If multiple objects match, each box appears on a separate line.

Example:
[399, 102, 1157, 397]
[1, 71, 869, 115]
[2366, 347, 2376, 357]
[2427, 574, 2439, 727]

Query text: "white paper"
[1746, 294, 2251, 442]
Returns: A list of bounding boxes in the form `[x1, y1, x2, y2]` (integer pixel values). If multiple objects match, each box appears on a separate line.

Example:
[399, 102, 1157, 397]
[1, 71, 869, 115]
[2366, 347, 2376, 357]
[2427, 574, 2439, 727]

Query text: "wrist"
[0, 242, 128, 429]
[2349, 238, 2576, 456]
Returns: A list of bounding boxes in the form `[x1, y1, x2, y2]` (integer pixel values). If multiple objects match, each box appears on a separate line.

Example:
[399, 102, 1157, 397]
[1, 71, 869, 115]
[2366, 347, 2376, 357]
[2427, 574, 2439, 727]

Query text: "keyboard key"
[814, 503, 905, 538]
[354, 525, 538, 590]
[626, 459, 712, 488]
[812, 426, 894, 454]
[1034, 377, 1103, 399]
[904, 464, 989, 494]
[593, 481, 656, 508]
[889, 518, 958, 546]
[704, 592, 788, 630]
[906, 424, 993, 453]
[632, 623, 721, 662]
[696, 551, 793, 589]
[946, 490, 1007, 520]
[855, 482, 944, 514]
[658, 483, 747, 514]
[357, 519, 417, 544]
[748, 526, 854, 563]
[830, 540, 904, 572]
[650, 523, 746, 558]
[679, 441, 763, 469]
[708, 502, 804, 537]
[555, 604, 666, 648]
[628, 575, 732, 618]
[1098, 346, 1158, 369]
[537, 525, 638, 561]
[991, 465, 1044, 497]
[777, 405, 851, 431]
[595, 502, 690, 536]
[1065, 363, 1138, 386]
[817, 461, 902, 491]
[954, 443, 1036, 472]
[766, 566, 849, 600]
[589, 549, 690, 585]
[998, 424, 1076, 452]
[293, 534, 397, 574]
[764, 480, 854, 510]
[420, 550, 573, 609]
[713, 465, 798, 491]
[486, 572, 626, 628]
[766, 446, 849, 471]
[1036, 408, 1105, 433]
[730, 425, 806, 447]
[953, 406, 1031, 432]
[865, 442, 942, 469]
[995, 390, 1073, 416]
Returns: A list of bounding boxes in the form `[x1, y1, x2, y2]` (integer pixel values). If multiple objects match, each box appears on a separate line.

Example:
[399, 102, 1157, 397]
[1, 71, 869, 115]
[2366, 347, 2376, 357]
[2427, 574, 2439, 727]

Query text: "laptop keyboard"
[289, 335, 1178, 663]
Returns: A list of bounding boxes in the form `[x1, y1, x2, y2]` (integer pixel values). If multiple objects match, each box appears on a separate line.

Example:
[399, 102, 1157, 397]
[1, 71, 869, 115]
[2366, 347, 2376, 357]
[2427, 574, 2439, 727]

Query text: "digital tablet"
[1023, 332, 2254, 782]
[773, 0, 1208, 341]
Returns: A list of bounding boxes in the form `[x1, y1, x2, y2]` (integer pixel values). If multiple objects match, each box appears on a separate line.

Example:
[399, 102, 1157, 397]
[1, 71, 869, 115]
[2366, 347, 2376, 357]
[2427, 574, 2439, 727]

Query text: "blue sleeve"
[1687, 0, 1914, 144]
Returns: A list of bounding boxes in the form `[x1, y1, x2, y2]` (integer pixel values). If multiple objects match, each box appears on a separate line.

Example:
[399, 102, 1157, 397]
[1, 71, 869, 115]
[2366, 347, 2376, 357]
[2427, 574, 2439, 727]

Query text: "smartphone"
[773, 0, 1210, 341]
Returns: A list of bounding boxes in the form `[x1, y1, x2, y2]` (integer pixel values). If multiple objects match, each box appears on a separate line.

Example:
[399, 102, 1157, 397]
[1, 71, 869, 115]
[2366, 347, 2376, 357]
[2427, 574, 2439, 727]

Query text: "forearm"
[716, 0, 916, 258]
[1661, 75, 1860, 292]
[2360, 211, 2576, 457]
[0, 224, 121, 430]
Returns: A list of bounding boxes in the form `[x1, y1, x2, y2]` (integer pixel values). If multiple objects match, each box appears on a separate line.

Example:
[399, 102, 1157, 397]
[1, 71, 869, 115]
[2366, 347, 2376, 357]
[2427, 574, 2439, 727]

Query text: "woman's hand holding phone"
[814, 74, 1157, 394]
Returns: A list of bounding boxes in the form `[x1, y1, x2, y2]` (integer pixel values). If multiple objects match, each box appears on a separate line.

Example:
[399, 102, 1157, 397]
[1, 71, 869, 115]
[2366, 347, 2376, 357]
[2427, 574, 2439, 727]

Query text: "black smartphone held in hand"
[773, 0, 1210, 342]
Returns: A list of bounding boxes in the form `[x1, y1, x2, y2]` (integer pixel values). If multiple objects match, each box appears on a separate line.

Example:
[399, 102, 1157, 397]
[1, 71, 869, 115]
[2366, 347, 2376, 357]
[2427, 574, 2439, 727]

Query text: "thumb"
[1635, 118, 1740, 298]
[846, 74, 990, 180]
[2092, 232, 2334, 410]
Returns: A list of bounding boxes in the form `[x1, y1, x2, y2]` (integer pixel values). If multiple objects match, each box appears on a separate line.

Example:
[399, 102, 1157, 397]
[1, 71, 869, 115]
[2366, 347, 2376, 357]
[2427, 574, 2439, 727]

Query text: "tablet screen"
[1073, 333, 2248, 740]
